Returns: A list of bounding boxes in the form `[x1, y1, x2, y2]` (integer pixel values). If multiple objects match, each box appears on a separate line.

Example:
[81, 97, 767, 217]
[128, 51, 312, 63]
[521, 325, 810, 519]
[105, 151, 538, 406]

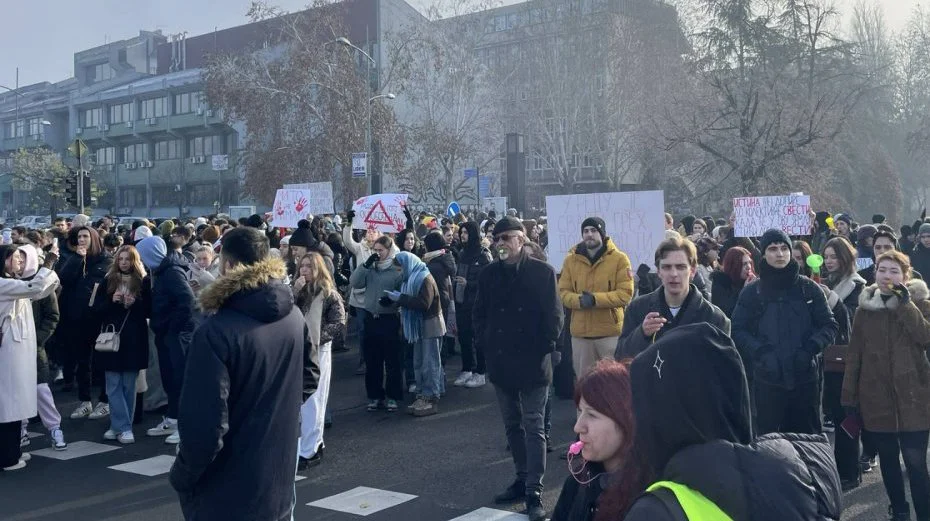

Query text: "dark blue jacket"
[731, 260, 838, 390]
[170, 257, 306, 521]
[149, 252, 197, 341]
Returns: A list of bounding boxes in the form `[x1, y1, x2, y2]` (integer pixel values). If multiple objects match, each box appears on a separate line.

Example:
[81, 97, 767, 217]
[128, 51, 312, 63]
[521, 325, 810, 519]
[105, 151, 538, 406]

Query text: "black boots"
[525, 490, 546, 521]
[889, 504, 911, 521]
[494, 480, 526, 503]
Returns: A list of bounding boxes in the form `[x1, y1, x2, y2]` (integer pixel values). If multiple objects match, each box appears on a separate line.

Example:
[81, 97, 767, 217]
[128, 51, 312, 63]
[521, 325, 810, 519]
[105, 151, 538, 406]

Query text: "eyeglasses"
[921, 235, 930, 240]
[494, 233, 519, 243]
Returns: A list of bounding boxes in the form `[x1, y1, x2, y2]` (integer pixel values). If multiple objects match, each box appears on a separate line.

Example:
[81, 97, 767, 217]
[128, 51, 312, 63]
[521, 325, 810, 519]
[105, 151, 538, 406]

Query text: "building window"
[120, 186, 146, 208]
[188, 183, 217, 206]
[495, 15, 506, 31]
[95, 147, 116, 165]
[123, 143, 148, 163]
[5, 120, 24, 138]
[87, 63, 114, 84]
[155, 139, 182, 160]
[140, 97, 168, 119]
[27, 118, 41, 136]
[152, 185, 182, 207]
[174, 91, 202, 115]
[109, 103, 132, 124]
[189, 135, 223, 157]
[81, 108, 102, 129]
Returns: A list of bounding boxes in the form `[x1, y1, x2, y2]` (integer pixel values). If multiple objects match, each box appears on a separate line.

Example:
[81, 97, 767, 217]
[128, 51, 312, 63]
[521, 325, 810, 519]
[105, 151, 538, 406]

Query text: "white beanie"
[133, 225, 153, 242]
[72, 214, 90, 228]
[195, 217, 208, 228]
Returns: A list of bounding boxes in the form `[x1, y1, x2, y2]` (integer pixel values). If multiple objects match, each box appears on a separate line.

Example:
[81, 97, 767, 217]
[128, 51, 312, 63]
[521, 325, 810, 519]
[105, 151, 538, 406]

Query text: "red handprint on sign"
[294, 197, 308, 213]
[275, 202, 285, 216]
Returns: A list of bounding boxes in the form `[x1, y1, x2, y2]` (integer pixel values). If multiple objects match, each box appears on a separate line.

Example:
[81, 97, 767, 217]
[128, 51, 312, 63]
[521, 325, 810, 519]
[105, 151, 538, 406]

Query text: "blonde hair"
[295, 252, 335, 311]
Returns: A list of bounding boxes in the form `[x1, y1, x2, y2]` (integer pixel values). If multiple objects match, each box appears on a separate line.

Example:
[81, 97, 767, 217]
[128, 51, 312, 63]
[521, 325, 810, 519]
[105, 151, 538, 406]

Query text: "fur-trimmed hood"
[859, 278, 930, 311]
[199, 257, 293, 322]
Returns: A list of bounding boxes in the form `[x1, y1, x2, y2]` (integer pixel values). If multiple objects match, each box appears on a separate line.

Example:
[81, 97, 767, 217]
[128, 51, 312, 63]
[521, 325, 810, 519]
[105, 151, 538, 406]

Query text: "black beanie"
[247, 214, 265, 229]
[581, 217, 607, 241]
[631, 323, 752, 475]
[493, 216, 525, 236]
[423, 230, 446, 252]
[759, 228, 791, 252]
[289, 219, 315, 248]
[872, 214, 886, 224]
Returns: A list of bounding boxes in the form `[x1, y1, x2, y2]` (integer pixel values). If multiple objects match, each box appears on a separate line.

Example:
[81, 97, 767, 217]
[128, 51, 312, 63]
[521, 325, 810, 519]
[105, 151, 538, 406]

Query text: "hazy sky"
[0, 0, 919, 91]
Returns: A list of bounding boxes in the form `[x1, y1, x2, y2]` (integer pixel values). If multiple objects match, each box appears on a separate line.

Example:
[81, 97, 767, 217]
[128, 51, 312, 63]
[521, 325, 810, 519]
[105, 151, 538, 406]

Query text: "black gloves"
[363, 253, 380, 269]
[346, 209, 356, 224]
[579, 292, 596, 309]
[892, 282, 910, 306]
[378, 296, 393, 307]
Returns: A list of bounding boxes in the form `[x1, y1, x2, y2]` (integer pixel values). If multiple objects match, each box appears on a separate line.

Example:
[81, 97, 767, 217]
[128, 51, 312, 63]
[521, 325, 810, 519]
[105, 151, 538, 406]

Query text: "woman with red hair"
[551, 360, 641, 521]
[710, 246, 755, 318]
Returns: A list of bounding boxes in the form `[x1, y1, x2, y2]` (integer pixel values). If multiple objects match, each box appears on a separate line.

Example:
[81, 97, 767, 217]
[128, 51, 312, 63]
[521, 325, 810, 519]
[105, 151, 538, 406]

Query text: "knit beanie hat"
[159, 220, 176, 238]
[581, 217, 607, 241]
[835, 214, 852, 226]
[759, 228, 791, 252]
[872, 214, 886, 224]
[136, 236, 167, 270]
[492, 216, 525, 236]
[857, 224, 878, 244]
[246, 214, 265, 229]
[424, 230, 446, 252]
[289, 219, 315, 248]
[919, 223, 930, 236]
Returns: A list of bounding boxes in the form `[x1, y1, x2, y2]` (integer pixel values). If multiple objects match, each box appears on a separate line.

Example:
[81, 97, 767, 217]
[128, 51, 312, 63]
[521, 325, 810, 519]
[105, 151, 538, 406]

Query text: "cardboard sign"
[271, 189, 320, 229]
[352, 193, 409, 233]
[480, 197, 507, 214]
[733, 194, 811, 237]
[545, 191, 666, 273]
[282, 182, 335, 215]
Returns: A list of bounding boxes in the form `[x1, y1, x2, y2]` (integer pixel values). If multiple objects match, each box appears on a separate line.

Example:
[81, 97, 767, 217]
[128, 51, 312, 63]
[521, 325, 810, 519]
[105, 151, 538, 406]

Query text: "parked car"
[17, 215, 51, 229]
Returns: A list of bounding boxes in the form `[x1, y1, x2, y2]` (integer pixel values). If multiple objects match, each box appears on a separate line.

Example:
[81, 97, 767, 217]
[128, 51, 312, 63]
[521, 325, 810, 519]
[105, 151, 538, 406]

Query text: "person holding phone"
[842, 250, 930, 521]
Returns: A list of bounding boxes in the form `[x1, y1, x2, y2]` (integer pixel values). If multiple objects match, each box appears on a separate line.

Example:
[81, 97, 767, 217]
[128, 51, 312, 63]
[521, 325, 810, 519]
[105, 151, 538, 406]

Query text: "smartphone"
[841, 414, 862, 439]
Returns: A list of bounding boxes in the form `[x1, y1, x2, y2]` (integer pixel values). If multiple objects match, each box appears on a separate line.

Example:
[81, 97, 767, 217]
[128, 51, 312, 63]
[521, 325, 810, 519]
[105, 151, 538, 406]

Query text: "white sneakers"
[70, 401, 94, 419]
[146, 417, 178, 437]
[453, 371, 474, 386]
[118, 432, 135, 444]
[88, 402, 110, 419]
[165, 431, 180, 445]
[464, 374, 486, 388]
[103, 429, 118, 440]
[3, 459, 26, 471]
[50, 428, 67, 451]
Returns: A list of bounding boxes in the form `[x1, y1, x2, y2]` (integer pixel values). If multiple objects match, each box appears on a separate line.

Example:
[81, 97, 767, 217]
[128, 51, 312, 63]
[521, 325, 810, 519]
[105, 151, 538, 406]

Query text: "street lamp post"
[333, 37, 396, 195]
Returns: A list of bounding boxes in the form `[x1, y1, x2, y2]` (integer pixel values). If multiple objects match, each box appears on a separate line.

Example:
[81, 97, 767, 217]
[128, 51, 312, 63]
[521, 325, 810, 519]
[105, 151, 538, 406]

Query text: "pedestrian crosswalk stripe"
[307, 486, 417, 516]
[449, 508, 528, 521]
[108, 455, 176, 476]
[31, 440, 120, 460]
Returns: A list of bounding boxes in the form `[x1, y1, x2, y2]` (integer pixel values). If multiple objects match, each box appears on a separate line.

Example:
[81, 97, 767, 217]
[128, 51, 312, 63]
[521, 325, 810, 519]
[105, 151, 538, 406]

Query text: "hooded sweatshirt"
[624, 323, 842, 521]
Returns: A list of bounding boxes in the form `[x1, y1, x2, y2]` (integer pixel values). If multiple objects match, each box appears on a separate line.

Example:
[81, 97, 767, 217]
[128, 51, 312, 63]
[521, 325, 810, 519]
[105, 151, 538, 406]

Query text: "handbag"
[823, 344, 846, 373]
[95, 309, 131, 353]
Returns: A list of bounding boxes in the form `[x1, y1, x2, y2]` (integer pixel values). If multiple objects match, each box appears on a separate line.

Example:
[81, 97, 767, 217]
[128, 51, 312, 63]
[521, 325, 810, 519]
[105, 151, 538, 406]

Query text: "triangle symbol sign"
[364, 200, 394, 227]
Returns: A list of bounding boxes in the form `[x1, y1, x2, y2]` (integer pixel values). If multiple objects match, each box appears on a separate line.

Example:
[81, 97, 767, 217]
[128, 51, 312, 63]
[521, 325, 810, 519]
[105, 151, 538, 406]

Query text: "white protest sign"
[271, 189, 318, 229]
[480, 197, 507, 214]
[733, 194, 811, 237]
[282, 182, 335, 215]
[352, 193, 409, 233]
[545, 191, 665, 273]
[856, 257, 874, 271]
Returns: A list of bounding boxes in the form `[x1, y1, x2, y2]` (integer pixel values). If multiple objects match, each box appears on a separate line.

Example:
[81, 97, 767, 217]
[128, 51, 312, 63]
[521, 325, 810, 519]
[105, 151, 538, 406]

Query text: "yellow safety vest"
[646, 481, 735, 520]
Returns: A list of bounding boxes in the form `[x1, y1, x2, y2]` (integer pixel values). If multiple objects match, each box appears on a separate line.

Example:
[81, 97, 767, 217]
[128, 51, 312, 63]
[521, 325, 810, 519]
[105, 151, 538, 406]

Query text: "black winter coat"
[616, 285, 730, 359]
[58, 252, 112, 332]
[426, 250, 456, 322]
[473, 256, 564, 390]
[149, 252, 197, 342]
[32, 292, 60, 385]
[624, 434, 842, 521]
[910, 243, 930, 286]
[94, 282, 152, 373]
[169, 258, 306, 521]
[731, 260, 838, 390]
[551, 466, 609, 521]
[709, 271, 744, 318]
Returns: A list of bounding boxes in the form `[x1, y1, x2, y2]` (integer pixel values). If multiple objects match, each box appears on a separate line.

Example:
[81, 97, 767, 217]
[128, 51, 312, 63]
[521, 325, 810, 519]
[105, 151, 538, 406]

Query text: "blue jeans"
[413, 337, 443, 398]
[105, 371, 138, 434]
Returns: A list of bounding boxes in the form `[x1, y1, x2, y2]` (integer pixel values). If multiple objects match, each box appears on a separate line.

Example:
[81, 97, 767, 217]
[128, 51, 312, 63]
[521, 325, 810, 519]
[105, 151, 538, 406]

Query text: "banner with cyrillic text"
[733, 194, 811, 237]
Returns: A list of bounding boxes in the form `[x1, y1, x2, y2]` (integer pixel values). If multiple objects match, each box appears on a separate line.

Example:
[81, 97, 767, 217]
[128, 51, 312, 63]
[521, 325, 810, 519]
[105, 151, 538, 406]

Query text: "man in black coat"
[616, 237, 730, 359]
[473, 216, 563, 521]
[169, 227, 307, 521]
[732, 229, 838, 436]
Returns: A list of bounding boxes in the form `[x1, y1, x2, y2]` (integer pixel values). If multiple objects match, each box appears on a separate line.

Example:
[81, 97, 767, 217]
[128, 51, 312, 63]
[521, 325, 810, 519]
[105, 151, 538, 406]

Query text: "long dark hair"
[574, 360, 646, 521]
[0, 245, 18, 279]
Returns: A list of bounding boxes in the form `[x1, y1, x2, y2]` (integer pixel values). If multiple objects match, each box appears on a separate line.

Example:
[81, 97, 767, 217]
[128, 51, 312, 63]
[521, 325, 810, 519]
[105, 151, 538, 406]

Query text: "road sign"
[464, 168, 477, 179]
[479, 176, 490, 198]
[352, 153, 368, 178]
[446, 201, 461, 217]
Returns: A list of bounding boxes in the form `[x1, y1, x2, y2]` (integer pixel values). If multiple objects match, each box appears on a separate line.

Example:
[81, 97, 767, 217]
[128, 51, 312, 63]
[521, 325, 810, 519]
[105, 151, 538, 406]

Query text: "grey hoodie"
[350, 256, 403, 315]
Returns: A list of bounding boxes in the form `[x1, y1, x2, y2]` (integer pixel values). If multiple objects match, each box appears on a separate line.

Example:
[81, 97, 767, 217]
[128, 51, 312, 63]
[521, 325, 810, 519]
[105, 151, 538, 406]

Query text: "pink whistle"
[569, 441, 584, 456]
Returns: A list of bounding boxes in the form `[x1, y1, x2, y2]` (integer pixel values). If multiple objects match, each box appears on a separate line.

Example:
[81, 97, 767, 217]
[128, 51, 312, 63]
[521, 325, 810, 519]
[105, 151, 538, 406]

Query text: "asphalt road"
[0, 343, 915, 521]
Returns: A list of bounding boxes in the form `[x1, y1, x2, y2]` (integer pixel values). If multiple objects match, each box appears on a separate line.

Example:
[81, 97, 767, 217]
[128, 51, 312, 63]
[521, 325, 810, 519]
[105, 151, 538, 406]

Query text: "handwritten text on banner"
[733, 195, 811, 237]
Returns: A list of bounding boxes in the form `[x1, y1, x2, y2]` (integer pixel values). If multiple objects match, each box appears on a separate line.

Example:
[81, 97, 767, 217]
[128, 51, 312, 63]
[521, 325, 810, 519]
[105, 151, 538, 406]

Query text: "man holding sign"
[557, 217, 634, 379]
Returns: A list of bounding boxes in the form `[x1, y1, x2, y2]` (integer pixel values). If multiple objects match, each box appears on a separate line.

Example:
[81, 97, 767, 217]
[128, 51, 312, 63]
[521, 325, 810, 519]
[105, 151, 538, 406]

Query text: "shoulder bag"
[95, 309, 131, 353]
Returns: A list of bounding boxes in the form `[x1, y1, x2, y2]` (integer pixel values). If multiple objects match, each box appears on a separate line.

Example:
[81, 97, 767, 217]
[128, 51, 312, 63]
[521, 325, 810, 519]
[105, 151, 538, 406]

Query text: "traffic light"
[82, 172, 92, 207]
[64, 170, 79, 207]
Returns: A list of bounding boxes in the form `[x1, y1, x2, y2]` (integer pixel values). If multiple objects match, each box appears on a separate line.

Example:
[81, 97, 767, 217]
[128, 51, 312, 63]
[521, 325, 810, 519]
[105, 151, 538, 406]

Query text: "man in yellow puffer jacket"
[558, 217, 634, 380]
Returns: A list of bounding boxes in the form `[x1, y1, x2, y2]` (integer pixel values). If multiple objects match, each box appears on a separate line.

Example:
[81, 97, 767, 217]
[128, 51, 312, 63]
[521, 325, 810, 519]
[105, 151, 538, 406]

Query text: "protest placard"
[270, 189, 320, 229]
[282, 182, 335, 215]
[733, 194, 811, 237]
[481, 197, 507, 214]
[352, 194, 409, 233]
[545, 191, 665, 273]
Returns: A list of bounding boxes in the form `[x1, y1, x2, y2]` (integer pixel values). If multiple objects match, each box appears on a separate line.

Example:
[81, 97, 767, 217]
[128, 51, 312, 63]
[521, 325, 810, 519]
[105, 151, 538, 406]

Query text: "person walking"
[136, 236, 197, 445]
[474, 216, 564, 521]
[616, 237, 729, 359]
[731, 229, 838, 435]
[294, 252, 346, 469]
[558, 217, 633, 379]
[349, 236, 404, 411]
[385, 251, 446, 417]
[453, 221, 493, 389]
[842, 251, 930, 521]
[96, 245, 151, 445]
[0, 245, 59, 471]
[60, 226, 113, 421]
[169, 227, 306, 521]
